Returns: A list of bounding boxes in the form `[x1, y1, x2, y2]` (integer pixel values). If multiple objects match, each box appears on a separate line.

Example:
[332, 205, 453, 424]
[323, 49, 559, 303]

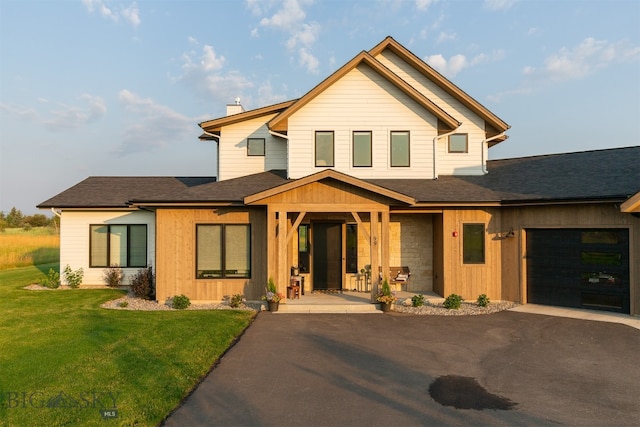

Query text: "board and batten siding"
[375, 50, 489, 175]
[218, 114, 287, 181]
[287, 64, 439, 180]
[59, 210, 156, 286]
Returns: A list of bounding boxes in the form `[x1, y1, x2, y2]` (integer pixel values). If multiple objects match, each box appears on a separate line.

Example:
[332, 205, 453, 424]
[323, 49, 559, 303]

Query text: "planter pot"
[267, 301, 279, 312]
[380, 302, 392, 312]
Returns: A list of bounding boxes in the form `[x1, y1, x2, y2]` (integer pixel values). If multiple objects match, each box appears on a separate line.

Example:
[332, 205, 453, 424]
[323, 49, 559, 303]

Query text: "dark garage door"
[526, 228, 630, 314]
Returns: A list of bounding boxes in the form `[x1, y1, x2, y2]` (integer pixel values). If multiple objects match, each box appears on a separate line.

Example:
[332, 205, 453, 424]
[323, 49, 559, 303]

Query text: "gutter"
[481, 132, 507, 174]
[432, 126, 461, 179]
[200, 130, 221, 180]
[50, 208, 61, 218]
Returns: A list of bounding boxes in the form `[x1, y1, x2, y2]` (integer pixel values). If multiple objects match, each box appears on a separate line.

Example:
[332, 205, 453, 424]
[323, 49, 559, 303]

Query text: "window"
[315, 131, 334, 167]
[448, 133, 468, 153]
[353, 131, 372, 167]
[390, 131, 410, 167]
[90, 224, 147, 268]
[196, 224, 251, 279]
[247, 138, 265, 156]
[463, 224, 485, 264]
[346, 224, 358, 273]
[298, 224, 309, 273]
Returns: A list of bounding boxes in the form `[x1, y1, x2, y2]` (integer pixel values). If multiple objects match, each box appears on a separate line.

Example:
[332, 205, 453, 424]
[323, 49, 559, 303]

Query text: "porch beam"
[351, 211, 370, 242]
[268, 203, 385, 212]
[285, 211, 307, 245]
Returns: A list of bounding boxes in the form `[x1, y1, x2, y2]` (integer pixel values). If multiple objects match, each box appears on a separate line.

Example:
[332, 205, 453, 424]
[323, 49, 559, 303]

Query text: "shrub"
[172, 294, 191, 310]
[40, 268, 60, 289]
[102, 265, 124, 288]
[118, 301, 129, 308]
[63, 265, 83, 288]
[130, 267, 155, 299]
[443, 293, 463, 310]
[229, 294, 245, 308]
[411, 294, 425, 307]
[477, 294, 490, 307]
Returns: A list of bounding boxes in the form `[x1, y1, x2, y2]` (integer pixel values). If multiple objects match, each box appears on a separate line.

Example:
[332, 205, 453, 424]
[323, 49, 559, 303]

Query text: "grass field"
[0, 264, 255, 426]
[0, 227, 60, 270]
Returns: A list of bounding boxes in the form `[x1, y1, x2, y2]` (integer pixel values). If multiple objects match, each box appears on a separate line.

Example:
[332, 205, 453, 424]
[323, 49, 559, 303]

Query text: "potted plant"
[375, 278, 397, 312]
[262, 277, 284, 312]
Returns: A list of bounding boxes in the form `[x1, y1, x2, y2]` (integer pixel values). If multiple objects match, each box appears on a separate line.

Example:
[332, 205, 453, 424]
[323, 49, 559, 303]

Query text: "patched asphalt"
[162, 311, 640, 426]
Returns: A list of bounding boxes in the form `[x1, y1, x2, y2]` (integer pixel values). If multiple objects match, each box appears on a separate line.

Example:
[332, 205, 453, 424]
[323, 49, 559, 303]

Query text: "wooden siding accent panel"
[287, 65, 438, 180]
[59, 210, 155, 286]
[155, 208, 266, 302]
[376, 51, 488, 175]
[255, 180, 394, 207]
[218, 114, 286, 181]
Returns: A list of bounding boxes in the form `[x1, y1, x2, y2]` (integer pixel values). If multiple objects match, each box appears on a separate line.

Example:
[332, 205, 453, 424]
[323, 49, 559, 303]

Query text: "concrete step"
[274, 303, 383, 314]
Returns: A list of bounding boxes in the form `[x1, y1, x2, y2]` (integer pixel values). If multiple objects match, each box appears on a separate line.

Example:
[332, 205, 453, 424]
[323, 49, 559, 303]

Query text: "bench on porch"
[379, 266, 411, 291]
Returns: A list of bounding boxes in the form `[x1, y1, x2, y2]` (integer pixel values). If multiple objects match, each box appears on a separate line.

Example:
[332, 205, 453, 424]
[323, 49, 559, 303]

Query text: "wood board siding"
[287, 64, 438, 180]
[155, 208, 267, 302]
[59, 210, 156, 286]
[218, 114, 286, 181]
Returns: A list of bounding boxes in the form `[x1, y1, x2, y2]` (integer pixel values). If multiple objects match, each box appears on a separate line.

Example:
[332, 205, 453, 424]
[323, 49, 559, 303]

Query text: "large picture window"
[463, 223, 485, 264]
[197, 224, 251, 279]
[315, 131, 334, 167]
[352, 131, 372, 167]
[390, 131, 410, 167]
[90, 224, 147, 268]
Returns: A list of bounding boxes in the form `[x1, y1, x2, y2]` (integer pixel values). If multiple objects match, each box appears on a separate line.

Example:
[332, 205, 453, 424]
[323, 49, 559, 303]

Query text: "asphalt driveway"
[163, 311, 640, 426]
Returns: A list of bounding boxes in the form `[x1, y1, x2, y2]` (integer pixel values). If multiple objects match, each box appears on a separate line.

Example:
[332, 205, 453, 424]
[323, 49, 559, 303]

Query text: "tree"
[6, 207, 24, 228]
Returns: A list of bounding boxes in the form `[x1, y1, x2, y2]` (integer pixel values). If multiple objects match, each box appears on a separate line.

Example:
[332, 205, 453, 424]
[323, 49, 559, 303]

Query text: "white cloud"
[415, 0, 439, 11]
[524, 37, 640, 82]
[82, 0, 141, 28]
[436, 31, 456, 44]
[425, 50, 504, 77]
[256, 0, 321, 73]
[483, 0, 517, 11]
[116, 90, 202, 155]
[1, 94, 106, 131]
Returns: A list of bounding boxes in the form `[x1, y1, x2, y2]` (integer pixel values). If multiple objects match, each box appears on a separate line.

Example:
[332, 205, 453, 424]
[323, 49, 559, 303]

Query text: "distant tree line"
[0, 207, 59, 231]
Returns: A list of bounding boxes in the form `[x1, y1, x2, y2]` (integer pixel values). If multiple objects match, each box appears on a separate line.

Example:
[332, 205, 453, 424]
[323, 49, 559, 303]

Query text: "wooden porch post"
[278, 210, 288, 299]
[266, 206, 277, 295]
[370, 210, 380, 302]
[381, 209, 390, 287]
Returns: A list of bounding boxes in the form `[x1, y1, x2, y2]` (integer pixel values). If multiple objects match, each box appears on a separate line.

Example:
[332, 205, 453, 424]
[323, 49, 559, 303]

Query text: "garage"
[526, 228, 630, 314]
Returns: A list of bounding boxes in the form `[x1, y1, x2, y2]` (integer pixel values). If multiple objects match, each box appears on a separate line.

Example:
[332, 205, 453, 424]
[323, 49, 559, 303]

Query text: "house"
[38, 37, 640, 315]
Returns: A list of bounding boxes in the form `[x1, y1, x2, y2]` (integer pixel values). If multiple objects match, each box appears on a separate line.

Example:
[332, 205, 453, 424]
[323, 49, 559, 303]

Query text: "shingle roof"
[38, 147, 639, 209]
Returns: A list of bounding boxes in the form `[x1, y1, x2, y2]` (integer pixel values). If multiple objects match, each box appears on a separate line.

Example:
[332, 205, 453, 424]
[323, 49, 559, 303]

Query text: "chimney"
[226, 97, 244, 116]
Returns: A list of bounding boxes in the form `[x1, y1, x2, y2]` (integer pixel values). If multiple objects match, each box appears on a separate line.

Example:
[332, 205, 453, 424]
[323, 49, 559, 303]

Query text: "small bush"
[229, 294, 245, 308]
[443, 293, 463, 310]
[40, 268, 60, 289]
[477, 294, 490, 307]
[172, 294, 191, 310]
[130, 267, 155, 299]
[103, 265, 124, 287]
[63, 265, 84, 288]
[411, 294, 425, 307]
[118, 301, 129, 308]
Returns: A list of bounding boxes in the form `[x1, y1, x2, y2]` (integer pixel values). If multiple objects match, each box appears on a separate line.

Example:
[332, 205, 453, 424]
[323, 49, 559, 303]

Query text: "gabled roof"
[244, 169, 416, 205]
[199, 100, 297, 135]
[267, 49, 461, 133]
[368, 36, 510, 139]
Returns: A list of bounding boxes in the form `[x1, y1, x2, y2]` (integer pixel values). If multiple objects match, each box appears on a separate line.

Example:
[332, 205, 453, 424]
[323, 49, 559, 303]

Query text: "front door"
[313, 223, 342, 290]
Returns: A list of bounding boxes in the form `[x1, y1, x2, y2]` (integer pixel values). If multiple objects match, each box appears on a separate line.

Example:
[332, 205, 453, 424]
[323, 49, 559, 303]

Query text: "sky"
[1, 0, 639, 214]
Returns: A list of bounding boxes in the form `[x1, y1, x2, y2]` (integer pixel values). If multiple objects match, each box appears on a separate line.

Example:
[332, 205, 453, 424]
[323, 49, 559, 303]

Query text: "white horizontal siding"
[59, 210, 155, 286]
[218, 114, 287, 181]
[288, 64, 438, 179]
[376, 50, 487, 175]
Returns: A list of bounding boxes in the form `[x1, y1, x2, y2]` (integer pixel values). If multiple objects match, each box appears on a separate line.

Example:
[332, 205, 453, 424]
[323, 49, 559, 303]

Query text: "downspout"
[200, 130, 220, 180]
[269, 130, 290, 178]
[481, 132, 507, 174]
[432, 126, 462, 179]
[50, 208, 61, 218]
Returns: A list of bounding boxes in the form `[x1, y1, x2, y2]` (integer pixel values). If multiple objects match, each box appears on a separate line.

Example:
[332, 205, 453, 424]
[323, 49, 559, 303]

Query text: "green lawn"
[0, 264, 255, 426]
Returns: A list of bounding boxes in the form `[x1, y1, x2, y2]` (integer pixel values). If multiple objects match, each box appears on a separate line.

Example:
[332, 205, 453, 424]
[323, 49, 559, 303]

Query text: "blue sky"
[1, 0, 639, 214]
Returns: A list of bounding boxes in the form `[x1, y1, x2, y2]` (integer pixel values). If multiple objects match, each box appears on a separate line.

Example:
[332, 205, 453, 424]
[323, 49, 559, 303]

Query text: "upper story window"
[196, 224, 251, 279]
[247, 138, 265, 156]
[390, 131, 410, 167]
[463, 223, 485, 264]
[352, 131, 372, 167]
[448, 133, 468, 153]
[315, 131, 334, 167]
[90, 224, 147, 268]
